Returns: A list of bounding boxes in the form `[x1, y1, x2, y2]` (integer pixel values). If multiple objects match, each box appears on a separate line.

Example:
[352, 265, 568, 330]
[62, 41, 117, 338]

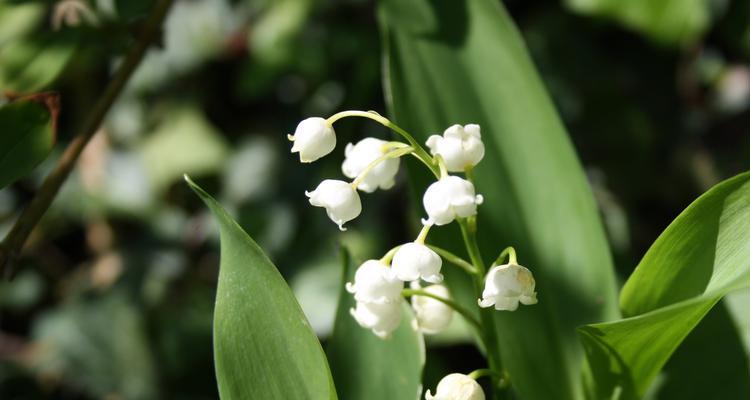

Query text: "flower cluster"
[289, 111, 537, 398]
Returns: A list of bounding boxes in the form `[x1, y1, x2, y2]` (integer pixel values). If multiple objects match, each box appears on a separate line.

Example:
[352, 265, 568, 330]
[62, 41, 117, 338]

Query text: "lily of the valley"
[350, 300, 402, 339]
[422, 176, 484, 226]
[289, 117, 336, 162]
[426, 124, 485, 172]
[342, 137, 400, 193]
[391, 242, 443, 283]
[345, 260, 403, 304]
[426, 373, 485, 400]
[478, 263, 538, 311]
[411, 284, 453, 335]
[306, 179, 361, 230]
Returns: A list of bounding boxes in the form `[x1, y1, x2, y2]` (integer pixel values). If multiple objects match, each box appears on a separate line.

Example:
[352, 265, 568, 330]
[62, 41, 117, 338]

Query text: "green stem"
[415, 224, 431, 244]
[327, 110, 439, 177]
[468, 368, 500, 380]
[380, 245, 401, 264]
[427, 245, 478, 275]
[0, 0, 175, 277]
[436, 154, 448, 179]
[458, 218, 505, 399]
[493, 246, 518, 266]
[402, 288, 481, 332]
[351, 146, 414, 189]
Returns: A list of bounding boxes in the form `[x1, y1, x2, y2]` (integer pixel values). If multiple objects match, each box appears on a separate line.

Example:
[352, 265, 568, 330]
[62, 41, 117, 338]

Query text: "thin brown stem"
[0, 0, 175, 277]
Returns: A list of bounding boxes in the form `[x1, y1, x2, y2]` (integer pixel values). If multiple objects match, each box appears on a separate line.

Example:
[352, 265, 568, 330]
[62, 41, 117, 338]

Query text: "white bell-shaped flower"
[426, 373, 485, 400]
[478, 263, 538, 311]
[391, 243, 443, 283]
[345, 260, 403, 304]
[422, 176, 484, 226]
[426, 124, 485, 172]
[289, 117, 336, 162]
[306, 180, 361, 231]
[350, 300, 402, 339]
[342, 138, 400, 193]
[411, 284, 453, 335]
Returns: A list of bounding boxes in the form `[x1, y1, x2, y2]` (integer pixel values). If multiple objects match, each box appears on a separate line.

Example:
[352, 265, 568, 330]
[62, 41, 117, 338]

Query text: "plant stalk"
[0, 0, 175, 277]
[459, 218, 506, 399]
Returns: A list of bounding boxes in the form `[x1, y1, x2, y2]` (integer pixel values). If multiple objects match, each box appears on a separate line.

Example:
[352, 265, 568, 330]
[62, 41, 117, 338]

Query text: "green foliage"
[0, 95, 58, 189]
[185, 176, 337, 400]
[655, 302, 750, 400]
[32, 293, 157, 399]
[0, 1, 44, 47]
[380, 0, 618, 398]
[326, 249, 425, 400]
[565, 0, 713, 46]
[0, 32, 77, 93]
[579, 172, 750, 399]
[140, 107, 230, 193]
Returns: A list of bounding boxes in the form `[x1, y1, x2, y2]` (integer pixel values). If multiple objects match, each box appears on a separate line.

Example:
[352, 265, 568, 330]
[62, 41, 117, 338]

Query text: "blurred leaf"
[0, 32, 77, 93]
[115, 0, 156, 22]
[0, 94, 58, 189]
[32, 293, 157, 399]
[326, 248, 425, 400]
[0, 1, 44, 47]
[185, 176, 337, 400]
[579, 172, 750, 399]
[140, 107, 229, 193]
[380, 1, 618, 399]
[249, 0, 314, 67]
[564, 0, 712, 46]
[0, 269, 44, 309]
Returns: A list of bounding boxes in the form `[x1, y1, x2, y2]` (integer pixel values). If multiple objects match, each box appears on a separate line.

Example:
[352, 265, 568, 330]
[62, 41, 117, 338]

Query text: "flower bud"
[422, 176, 484, 226]
[391, 243, 443, 283]
[306, 179, 361, 230]
[478, 263, 538, 311]
[345, 260, 403, 304]
[342, 138, 400, 193]
[411, 284, 453, 334]
[52, 0, 98, 30]
[289, 117, 336, 162]
[426, 373, 485, 400]
[426, 124, 485, 172]
[350, 300, 402, 339]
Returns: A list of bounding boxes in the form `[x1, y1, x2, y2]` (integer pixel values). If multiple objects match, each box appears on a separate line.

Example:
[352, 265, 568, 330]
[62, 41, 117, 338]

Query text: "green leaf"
[140, 107, 230, 193]
[326, 248, 425, 400]
[654, 301, 750, 400]
[0, 93, 59, 189]
[564, 0, 713, 46]
[32, 293, 158, 399]
[0, 1, 44, 47]
[0, 32, 77, 93]
[184, 176, 337, 400]
[579, 172, 750, 399]
[380, 1, 618, 399]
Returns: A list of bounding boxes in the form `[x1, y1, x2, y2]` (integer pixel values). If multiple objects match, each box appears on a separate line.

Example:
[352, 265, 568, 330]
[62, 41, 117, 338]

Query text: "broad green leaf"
[380, 1, 618, 399]
[0, 94, 58, 189]
[564, 0, 712, 46]
[654, 301, 750, 400]
[0, 32, 77, 93]
[326, 248, 425, 400]
[579, 172, 750, 399]
[185, 176, 337, 400]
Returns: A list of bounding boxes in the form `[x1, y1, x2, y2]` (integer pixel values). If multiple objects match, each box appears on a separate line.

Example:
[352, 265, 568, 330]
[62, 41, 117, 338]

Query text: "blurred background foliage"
[0, 0, 749, 398]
